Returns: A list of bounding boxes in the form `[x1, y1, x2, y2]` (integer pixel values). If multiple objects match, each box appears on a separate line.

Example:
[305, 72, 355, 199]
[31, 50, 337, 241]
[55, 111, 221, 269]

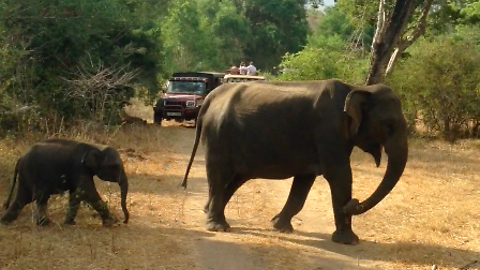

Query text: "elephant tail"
[181, 89, 217, 189]
[3, 158, 20, 210]
[181, 116, 202, 189]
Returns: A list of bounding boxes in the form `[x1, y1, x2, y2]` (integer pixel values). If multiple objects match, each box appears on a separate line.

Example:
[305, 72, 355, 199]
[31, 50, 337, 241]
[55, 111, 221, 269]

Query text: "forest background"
[1, 0, 480, 142]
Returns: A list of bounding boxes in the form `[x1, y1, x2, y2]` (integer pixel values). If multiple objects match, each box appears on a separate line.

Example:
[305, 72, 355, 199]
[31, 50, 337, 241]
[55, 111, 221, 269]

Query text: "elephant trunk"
[118, 172, 129, 223]
[344, 131, 408, 215]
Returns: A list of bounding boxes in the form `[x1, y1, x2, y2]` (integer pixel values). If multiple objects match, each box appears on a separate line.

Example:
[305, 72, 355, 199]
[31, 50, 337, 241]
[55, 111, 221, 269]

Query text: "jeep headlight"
[186, 100, 196, 107]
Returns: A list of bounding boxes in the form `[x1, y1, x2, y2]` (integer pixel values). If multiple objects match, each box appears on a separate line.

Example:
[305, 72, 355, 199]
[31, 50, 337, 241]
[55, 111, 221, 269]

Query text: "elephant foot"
[0, 218, 13, 225]
[206, 219, 230, 232]
[332, 229, 359, 245]
[36, 217, 51, 226]
[271, 214, 294, 233]
[64, 219, 76, 225]
[102, 216, 119, 227]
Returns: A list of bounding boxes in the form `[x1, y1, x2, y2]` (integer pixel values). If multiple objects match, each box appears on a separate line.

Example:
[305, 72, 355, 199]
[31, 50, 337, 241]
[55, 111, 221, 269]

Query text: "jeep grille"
[165, 100, 185, 107]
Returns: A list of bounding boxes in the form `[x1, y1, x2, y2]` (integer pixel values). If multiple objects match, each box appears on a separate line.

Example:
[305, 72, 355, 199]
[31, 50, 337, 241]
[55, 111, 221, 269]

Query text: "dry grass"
[0, 123, 195, 269]
[344, 139, 480, 269]
[0, 118, 479, 269]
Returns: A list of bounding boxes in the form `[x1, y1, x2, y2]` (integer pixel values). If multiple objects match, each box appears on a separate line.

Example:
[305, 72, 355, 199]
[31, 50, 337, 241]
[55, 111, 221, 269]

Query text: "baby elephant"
[1, 139, 129, 226]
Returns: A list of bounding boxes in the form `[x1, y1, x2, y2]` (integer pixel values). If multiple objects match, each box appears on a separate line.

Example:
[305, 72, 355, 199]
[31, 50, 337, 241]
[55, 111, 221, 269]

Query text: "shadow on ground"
[227, 227, 480, 269]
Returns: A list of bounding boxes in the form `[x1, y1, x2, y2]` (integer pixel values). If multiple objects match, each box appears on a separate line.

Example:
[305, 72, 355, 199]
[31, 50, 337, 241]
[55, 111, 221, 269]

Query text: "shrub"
[388, 27, 480, 142]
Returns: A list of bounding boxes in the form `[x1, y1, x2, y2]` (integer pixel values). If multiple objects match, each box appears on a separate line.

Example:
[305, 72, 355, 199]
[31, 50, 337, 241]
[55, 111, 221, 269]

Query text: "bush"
[388, 27, 480, 142]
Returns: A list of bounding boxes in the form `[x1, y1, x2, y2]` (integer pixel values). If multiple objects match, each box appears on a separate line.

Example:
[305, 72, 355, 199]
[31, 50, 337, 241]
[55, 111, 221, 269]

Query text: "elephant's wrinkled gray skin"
[182, 79, 408, 245]
[1, 139, 129, 226]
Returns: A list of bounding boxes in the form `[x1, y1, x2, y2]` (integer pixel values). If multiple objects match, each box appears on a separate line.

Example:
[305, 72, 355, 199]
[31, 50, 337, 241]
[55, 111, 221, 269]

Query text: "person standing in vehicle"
[239, 62, 247, 75]
[246, 61, 257, 75]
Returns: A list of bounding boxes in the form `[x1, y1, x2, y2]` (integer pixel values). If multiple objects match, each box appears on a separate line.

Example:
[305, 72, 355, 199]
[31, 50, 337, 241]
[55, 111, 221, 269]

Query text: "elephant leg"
[85, 193, 117, 226]
[325, 168, 359, 245]
[0, 185, 33, 225]
[64, 191, 81, 225]
[203, 175, 248, 214]
[203, 196, 211, 214]
[203, 182, 213, 214]
[205, 161, 232, 232]
[223, 175, 249, 208]
[272, 174, 315, 233]
[80, 180, 117, 226]
[35, 191, 51, 226]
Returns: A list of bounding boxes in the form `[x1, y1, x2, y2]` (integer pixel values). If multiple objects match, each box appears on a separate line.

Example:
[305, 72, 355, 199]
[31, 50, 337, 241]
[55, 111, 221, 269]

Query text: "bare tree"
[366, 0, 434, 85]
[63, 60, 139, 124]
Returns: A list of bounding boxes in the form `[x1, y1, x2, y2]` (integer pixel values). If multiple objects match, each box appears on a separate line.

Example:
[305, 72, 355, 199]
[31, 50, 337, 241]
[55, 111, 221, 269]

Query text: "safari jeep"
[153, 72, 224, 126]
[223, 74, 268, 83]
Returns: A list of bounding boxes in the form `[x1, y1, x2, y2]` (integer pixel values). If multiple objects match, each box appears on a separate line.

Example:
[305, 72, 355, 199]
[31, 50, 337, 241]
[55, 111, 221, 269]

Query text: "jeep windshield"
[166, 81, 206, 95]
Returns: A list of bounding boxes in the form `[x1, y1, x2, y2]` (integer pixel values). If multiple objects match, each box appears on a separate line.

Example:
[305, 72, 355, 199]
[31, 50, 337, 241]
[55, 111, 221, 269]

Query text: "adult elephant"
[1, 139, 129, 226]
[181, 79, 408, 245]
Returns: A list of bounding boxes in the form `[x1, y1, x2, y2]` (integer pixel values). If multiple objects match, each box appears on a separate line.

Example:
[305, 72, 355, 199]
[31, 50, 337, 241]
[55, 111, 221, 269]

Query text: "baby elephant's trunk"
[118, 172, 129, 223]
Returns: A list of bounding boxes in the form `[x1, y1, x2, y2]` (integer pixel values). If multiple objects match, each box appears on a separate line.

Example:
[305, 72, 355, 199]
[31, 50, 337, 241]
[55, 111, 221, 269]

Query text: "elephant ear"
[81, 149, 102, 174]
[344, 89, 372, 138]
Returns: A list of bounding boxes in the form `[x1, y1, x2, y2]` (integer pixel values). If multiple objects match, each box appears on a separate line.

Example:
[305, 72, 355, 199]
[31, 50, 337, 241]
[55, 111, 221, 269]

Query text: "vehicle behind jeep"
[153, 72, 224, 125]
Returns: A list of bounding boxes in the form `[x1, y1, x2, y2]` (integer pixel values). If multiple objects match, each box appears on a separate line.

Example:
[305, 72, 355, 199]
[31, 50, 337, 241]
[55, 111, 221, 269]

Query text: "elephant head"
[82, 147, 129, 223]
[343, 86, 408, 215]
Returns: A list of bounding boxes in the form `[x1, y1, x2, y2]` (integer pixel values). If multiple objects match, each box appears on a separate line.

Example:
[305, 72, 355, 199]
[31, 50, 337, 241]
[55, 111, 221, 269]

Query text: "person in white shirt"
[239, 62, 247, 75]
[246, 61, 257, 76]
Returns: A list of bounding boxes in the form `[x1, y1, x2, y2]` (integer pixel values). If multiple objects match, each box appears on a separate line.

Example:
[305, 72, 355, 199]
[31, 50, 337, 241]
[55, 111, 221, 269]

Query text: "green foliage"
[278, 38, 368, 84]
[278, 5, 369, 84]
[242, 0, 309, 70]
[306, 7, 324, 30]
[160, 0, 309, 74]
[335, 0, 379, 29]
[161, 0, 206, 74]
[314, 7, 354, 39]
[462, 0, 480, 23]
[161, 0, 252, 74]
[428, 0, 480, 35]
[204, 1, 251, 67]
[310, 6, 373, 50]
[0, 0, 163, 133]
[388, 26, 480, 141]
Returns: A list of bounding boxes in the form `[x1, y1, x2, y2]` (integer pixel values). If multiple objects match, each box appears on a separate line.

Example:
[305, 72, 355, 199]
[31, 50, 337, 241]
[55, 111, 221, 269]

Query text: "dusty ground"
[0, 122, 479, 270]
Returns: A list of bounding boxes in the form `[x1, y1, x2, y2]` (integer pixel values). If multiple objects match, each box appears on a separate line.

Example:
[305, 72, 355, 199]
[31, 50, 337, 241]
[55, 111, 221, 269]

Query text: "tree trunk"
[366, 0, 417, 85]
[385, 0, 434, 75]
